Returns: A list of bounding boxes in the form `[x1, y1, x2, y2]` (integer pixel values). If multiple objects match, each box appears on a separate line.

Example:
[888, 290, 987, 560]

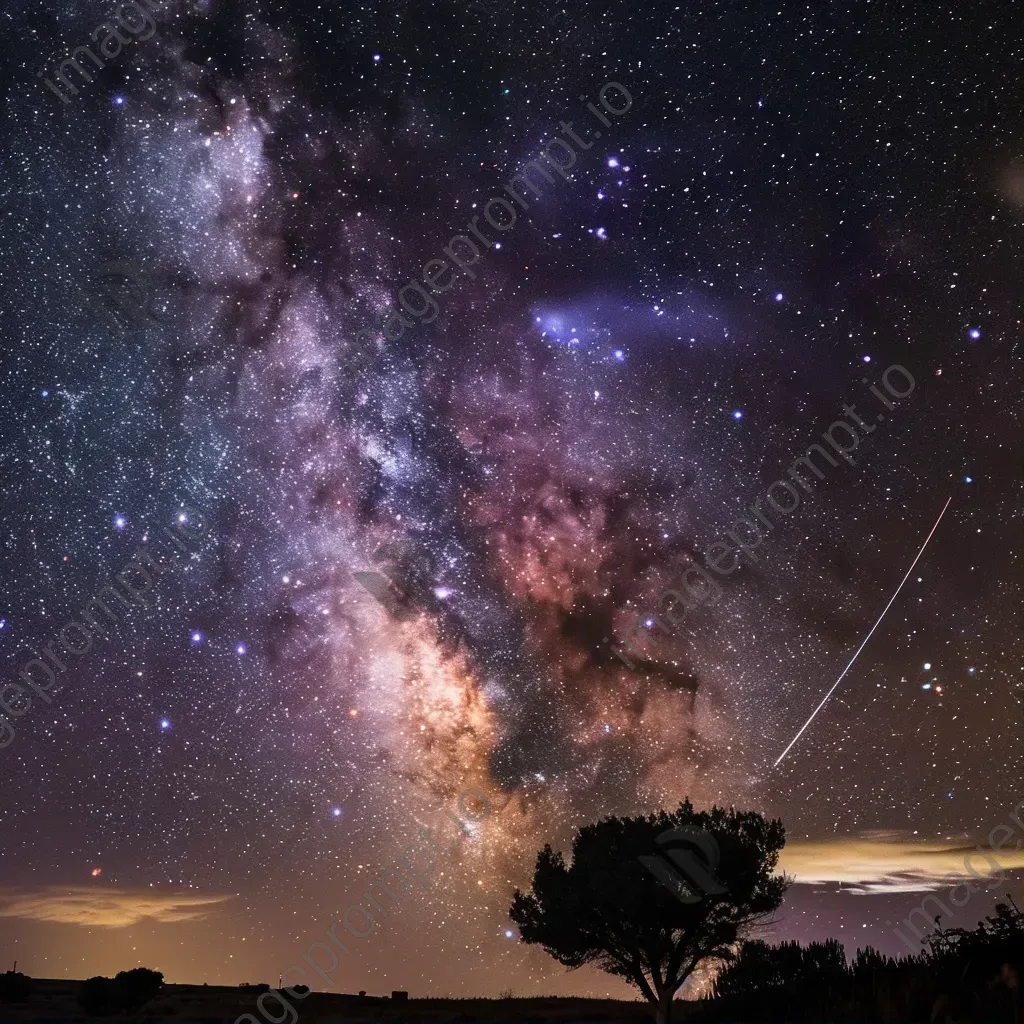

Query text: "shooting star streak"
[773, 496, 953, 768]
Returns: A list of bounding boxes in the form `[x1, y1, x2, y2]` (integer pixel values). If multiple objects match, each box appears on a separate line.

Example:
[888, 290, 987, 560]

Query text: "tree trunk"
[655, 989, 674, 1024]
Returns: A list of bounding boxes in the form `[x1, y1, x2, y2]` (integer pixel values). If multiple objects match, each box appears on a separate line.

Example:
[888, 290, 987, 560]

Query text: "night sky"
[0, 0, 1021, 1001]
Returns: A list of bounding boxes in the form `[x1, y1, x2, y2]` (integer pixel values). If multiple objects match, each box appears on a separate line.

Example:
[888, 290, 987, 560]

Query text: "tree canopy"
[509, 800, 788, 1023]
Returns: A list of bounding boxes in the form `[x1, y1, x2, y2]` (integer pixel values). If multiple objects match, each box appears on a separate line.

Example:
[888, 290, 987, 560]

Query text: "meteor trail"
[773, 496, 953, 768]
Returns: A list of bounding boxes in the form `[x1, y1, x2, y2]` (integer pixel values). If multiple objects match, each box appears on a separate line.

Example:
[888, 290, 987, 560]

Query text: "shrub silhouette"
[686, 899, 1024, 1023]
[0, 971, 32, 1003]
[78, 968, 163, 1016]
[78, 977, 121, 1017]
[113, 968, 164, 1011]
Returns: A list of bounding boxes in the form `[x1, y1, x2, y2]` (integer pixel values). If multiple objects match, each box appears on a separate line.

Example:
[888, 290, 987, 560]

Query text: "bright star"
[160, 718, 171, 730]
[774, 292, 784, 302]
[733, 410, 743, 420]
[969, 329, 981, 339]
[964, 476, 972, 483]
[191, 632, 204, 645]
[614, 349, 624, 361]
[114, 515, 127, 530]
[923, 662, 931, 670]
[504, 929, 514, 939]
[236, 643, 247, 655]
[863, 355, 871, 363]
[607, 157, 619, 168]
[332, 808, 342, 818]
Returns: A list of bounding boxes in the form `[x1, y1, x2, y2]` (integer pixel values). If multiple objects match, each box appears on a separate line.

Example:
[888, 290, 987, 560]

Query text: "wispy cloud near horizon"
[780, 834, 1024, 894]
[0, 886, 232, 927]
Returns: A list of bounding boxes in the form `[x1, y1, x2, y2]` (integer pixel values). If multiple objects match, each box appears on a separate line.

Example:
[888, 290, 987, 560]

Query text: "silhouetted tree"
[112, 968, 163, 1012]
[714, 937, 848, 1019]
[714, 939, 801, 996]
[0, 971, 32, 1003]
[78, 968, 163, 1016]
[509, 801, 788, 1024]
[922, 898, 1024, 1021]
[78, 977, 121, 1017]
[690, 904, 1024, 1024]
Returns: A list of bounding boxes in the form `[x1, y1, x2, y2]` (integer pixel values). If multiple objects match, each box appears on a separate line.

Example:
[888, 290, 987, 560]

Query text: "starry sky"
[0, 0, 1021, 1000]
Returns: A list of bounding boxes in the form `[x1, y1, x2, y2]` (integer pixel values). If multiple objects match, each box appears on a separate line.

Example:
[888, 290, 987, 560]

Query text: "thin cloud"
[0, 886, 232, 927]
[780, 835, 1024, 894]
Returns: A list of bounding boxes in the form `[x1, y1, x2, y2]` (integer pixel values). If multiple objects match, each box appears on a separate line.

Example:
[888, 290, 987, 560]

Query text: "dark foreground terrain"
[0, 978, 655, 1023]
